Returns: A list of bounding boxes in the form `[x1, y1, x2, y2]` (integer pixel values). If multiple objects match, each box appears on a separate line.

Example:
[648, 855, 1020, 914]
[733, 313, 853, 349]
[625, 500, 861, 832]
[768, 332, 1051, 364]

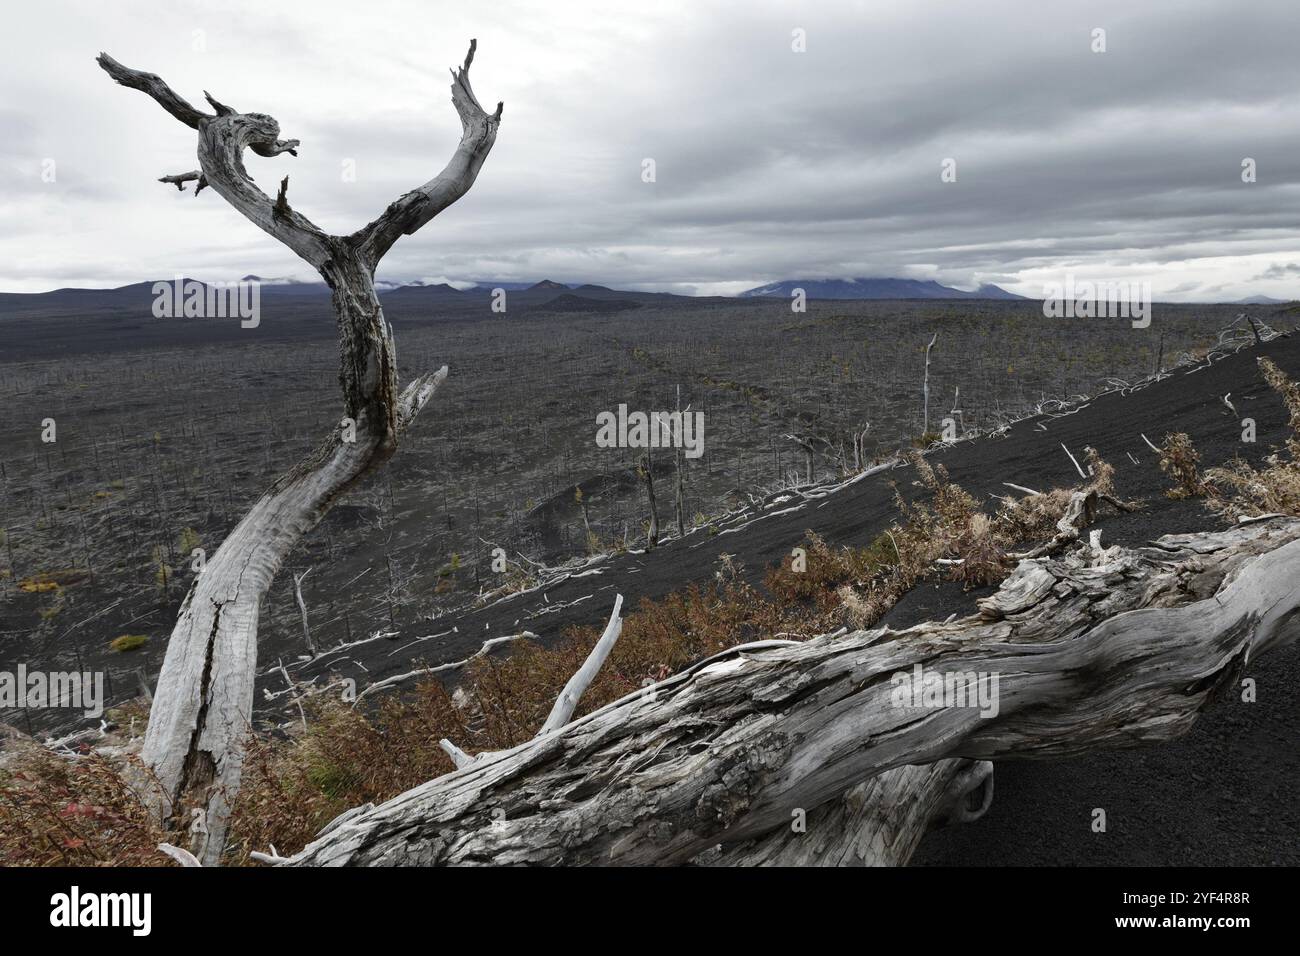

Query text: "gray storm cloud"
[1, 0, 1299, 300]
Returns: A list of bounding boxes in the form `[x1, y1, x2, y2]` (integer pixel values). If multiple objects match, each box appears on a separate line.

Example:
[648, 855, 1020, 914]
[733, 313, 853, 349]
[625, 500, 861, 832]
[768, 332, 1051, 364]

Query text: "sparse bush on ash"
[1158, 358, 1300, 519]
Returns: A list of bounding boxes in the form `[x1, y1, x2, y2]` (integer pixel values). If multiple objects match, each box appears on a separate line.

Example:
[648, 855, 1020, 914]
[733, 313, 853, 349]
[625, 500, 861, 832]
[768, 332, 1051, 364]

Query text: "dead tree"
[97, 41, 502, 864]
[922, 331, 938, 438]
[639, 453, 659, 549]
[281, 516, 1300, 866]
[674, 386, 686, 538]
[574, 486, 594, 552]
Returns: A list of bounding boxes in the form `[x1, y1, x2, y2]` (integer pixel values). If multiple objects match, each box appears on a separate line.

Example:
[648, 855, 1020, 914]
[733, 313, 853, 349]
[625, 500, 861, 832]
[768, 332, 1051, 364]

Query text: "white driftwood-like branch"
[1002, 482, 1041, 497]
[281, 517, 1300, 866]
[157, 842, 202, 867]
[1061, 443, 1088, 480]
[1009, 484, 1133, 560]
[439, 738, 476, 769]
[98, 41, 501, 864]
[438, 596, 627, 764]
[98, 52, 325, 266]
[293, 568, 318, 658]
[539, 594, 624, 735]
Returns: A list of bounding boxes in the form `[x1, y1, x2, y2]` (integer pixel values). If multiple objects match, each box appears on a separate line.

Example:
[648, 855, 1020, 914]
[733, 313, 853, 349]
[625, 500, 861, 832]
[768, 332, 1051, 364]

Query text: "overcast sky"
[3, 0, 1300, 299]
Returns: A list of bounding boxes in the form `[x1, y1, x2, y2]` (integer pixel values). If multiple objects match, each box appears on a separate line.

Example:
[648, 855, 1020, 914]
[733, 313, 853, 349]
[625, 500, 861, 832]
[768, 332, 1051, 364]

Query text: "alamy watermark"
[152, 275, 261, 328]
[50, 886, 151, 936]
[595, 404, 705, 459]
[1042, 274, 1151, 328]
[890, 663, 1000, 718]
[0, 665, 104, 718]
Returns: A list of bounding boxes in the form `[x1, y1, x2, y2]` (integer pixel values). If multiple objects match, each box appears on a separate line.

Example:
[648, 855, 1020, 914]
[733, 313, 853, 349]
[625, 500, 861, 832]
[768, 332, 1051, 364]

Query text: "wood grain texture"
[281, 517, 1300, 866]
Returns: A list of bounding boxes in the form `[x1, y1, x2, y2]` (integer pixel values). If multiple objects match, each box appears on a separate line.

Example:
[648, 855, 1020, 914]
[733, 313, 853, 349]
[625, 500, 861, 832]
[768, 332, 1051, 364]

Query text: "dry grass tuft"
[0, 743, 167, 867]
[1159, 433, 1206, 499]
[1162, 358, 1300, 519]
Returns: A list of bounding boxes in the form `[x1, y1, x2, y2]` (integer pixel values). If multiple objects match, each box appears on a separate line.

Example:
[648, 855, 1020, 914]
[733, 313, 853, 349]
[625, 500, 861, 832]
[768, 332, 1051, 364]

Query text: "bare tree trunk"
[639, 453, 659, 549]
[1247, 316, 1265, 346]
[674, 385, 686, 538]
[97, 41, 502, 864]
[575, 487, 593, 552]
[282, 517, 1300, 867]
[922, 331, 938, 437]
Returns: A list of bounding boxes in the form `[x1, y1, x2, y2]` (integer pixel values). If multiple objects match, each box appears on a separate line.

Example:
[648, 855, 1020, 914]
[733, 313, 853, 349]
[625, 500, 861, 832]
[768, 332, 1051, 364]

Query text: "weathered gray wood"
[538, 595, 624, 736]
[695, 758, 992, 866]
[158, 170, 204, 193]
[293, 568, 318, 658]
[438, 596, 627, 767]
[282, 517, 1300, 866]
[351, 40, 503, 270]
[98, 42, 501, 864]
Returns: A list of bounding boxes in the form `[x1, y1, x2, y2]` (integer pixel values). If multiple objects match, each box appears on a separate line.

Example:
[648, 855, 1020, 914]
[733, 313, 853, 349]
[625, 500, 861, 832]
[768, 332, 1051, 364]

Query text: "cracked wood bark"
[282, 516, 1300, 866]
[696, 758, 993, 866]
[97, 41, 501, 864]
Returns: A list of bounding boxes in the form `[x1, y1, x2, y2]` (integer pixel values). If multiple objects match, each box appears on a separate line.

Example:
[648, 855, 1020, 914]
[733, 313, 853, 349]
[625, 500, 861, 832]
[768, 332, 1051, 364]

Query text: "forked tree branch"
[97, 42, 501, 864]
[97, 51, 327, 267]
[352, 39, 504, 269]
[97, 43, 501, 274]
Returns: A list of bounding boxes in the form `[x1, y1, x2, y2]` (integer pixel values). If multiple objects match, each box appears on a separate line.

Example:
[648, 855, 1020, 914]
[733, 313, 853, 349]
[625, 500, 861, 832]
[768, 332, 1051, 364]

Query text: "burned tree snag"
[639, 453, 659, 549]
[922, 331, 938, 438]
[674, 385, 686, 538]
[97, 41, 502, 864]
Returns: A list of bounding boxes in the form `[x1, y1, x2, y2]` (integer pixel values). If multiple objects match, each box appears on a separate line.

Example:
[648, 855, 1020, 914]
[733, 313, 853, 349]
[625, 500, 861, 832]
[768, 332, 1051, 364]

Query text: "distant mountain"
[1234, 295, 1291, 305]
[382, 282, 464, 296]
[738, 278, 1026, 300]
[246, 276, 471, 295]
[2, 275, 1042, 314]
[465, 281, 546, 291]
[530, 293, 641, 313]
[970, 283, 1027, 300]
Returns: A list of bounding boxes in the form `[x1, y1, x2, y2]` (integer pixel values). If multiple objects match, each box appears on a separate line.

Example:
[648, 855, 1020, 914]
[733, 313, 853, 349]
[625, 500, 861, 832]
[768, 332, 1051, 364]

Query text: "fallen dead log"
[280, 516, 1300, 866]
[1009, 486, 1133, 559]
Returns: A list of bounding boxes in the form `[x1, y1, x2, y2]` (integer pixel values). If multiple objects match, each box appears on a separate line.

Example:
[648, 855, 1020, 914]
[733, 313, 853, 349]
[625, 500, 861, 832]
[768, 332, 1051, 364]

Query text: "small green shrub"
[109, 634, 148, 653]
